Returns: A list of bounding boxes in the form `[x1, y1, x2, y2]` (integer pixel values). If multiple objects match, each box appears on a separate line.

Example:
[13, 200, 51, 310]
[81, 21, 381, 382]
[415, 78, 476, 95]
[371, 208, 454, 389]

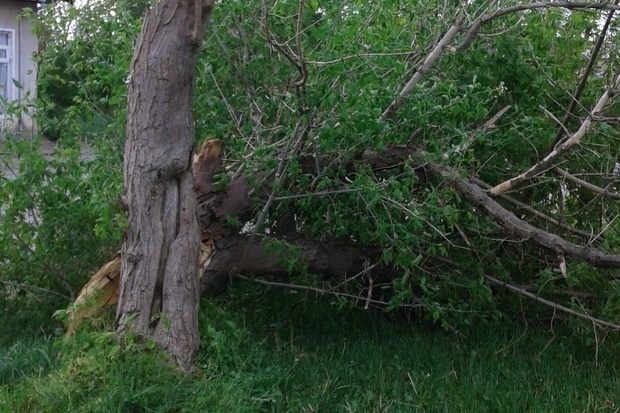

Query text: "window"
[0, 30, 12, 113]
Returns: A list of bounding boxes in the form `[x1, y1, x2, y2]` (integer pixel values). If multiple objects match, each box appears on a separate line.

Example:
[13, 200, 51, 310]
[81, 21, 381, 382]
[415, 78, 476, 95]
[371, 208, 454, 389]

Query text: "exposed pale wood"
[489, 72, 620, 195]
[66, 256, 120, 336]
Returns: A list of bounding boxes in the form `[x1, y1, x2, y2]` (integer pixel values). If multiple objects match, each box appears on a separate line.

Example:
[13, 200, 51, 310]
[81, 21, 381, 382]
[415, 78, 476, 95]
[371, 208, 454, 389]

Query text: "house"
[0, 1, 43, 132]
[0, 0, 70, 133]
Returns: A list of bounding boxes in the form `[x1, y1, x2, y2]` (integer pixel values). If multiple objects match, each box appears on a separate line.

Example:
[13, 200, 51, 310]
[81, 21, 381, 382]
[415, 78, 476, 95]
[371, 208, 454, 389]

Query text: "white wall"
[0, 1, 38, 134]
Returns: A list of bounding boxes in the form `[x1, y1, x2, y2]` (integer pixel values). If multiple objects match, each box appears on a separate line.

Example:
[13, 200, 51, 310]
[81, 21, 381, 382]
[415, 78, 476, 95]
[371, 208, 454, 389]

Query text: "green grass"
[2, 284, 620, 412]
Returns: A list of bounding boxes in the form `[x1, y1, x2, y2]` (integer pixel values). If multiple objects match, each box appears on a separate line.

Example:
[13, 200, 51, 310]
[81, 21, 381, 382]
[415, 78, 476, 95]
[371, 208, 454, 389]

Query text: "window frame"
[0, 29, 15, 112]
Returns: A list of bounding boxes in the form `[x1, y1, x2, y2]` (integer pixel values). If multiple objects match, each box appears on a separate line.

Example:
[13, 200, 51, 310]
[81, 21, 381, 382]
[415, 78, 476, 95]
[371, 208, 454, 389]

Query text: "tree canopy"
[2, 0, 620, 353]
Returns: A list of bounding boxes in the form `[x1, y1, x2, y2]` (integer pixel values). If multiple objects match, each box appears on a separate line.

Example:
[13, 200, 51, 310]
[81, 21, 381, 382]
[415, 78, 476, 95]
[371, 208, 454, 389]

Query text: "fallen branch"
[418, 156, 620, 268]
[555, 167, 620, 200]
[489, 72, 620, 195]
[455, 2, 620, 52]
[485, 275, 620, 330]
[234, 274, 421, 309]
[471, 177, 593, 239]
[379, 14, 464, 121]
[201, 235, 390, 293]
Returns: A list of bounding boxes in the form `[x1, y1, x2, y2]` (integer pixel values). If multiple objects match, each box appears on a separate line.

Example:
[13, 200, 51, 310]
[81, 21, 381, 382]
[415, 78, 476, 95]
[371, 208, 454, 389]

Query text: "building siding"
[0, 1, 38, 133]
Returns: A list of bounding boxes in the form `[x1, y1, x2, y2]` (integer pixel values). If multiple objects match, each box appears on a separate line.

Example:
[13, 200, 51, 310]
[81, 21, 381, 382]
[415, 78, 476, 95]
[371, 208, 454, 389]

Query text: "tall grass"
[2, 283, 619, 412]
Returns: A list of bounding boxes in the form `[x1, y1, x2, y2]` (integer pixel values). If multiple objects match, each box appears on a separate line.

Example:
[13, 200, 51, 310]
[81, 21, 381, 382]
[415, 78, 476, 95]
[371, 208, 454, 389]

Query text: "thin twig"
[455, 2, 620, 52]
[273, 188, 362, 201]
[303, 51, 420, 67]
[235, 274, 423, 309]
[555, 167, 620, 200]
[327, 260, 382, 292]
[0, 280, 71, 300]
[485, 275, 620, 330]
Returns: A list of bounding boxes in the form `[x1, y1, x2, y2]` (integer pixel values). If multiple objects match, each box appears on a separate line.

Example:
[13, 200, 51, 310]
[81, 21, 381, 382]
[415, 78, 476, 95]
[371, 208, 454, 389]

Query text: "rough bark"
[117, 0, 214, 370]
[199, 235, 387, 294]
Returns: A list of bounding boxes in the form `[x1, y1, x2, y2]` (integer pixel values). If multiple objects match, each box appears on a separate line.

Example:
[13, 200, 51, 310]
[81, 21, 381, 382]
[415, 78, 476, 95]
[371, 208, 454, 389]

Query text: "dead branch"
[555, 167, 620, 200]
[416, 156, 620, 268]
[455, 2, 620, 52]
[485, 275, 620, 330]
[546, 3, 618, 153]
[379, 13, 464, 121]
[490, 72, 620, 195]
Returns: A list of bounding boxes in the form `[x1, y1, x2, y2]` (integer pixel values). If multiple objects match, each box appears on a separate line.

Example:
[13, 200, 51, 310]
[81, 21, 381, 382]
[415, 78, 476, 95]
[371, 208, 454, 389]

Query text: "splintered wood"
[66, 139, 222, 335]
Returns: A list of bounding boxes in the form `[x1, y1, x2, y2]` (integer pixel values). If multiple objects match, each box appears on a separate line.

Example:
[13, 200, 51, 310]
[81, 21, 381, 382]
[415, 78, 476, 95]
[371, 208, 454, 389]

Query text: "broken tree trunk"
[69, 140, 620, 336]
[117, 0, 215, 370]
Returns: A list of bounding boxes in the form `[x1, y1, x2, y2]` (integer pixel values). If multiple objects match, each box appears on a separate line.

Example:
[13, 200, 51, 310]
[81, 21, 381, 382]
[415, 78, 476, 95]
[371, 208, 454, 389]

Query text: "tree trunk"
[117, 0, 214, 370]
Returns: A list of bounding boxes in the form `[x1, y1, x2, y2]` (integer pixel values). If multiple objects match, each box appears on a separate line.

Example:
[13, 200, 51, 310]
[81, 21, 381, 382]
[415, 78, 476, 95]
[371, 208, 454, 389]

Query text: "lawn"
[1, 284, 619, 412]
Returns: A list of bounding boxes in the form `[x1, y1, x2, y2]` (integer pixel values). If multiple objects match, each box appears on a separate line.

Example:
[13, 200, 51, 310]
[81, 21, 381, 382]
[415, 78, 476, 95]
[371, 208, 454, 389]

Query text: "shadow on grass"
[1, 281, 620, 412]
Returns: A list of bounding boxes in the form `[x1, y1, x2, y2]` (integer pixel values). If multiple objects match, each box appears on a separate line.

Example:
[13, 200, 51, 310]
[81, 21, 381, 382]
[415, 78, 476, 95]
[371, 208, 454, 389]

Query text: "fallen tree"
[62, 0, 620, 366]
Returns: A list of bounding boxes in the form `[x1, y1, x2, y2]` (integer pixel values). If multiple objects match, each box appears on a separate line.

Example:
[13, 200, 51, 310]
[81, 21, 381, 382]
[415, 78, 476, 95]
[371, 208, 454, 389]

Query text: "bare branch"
[235, 274, 423, 309]
[417, 156, 620, 268]
[303, 51, 420, 67]
[455, 2, 620, 52]
[546, 2, 618, 153]
[485, 275, 620, 330]
[555, 167, 620, 200]
[490, 72, 620, 195]
[273, 188, 362, 201]
[471, 177, 593, 239]
[379, 13, 464, 121]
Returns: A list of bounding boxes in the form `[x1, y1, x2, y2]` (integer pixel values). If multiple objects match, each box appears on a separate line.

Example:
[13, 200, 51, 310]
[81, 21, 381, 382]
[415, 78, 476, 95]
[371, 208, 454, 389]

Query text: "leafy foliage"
[3, 0, 620, 338]
[0, 1, 132, 331]
[192, 0, 620, 330]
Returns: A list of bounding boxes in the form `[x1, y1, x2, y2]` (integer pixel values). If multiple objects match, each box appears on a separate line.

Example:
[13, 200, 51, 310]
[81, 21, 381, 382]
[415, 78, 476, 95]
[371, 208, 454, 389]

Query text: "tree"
[193, 1, 620, 331]
[116, 0, 215, 370]
[23, 0, 620, 368]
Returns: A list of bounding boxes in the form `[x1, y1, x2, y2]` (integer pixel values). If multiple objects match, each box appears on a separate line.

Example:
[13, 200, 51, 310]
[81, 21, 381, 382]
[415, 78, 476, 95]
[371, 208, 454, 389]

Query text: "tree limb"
[489, 72, 620, 195]
[485, 275, 620, 330]
[471, 177, 593, 239]
[416, 156, 620, 268]
[455, 2, 620, 52]
[379, 13, 464, 121]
